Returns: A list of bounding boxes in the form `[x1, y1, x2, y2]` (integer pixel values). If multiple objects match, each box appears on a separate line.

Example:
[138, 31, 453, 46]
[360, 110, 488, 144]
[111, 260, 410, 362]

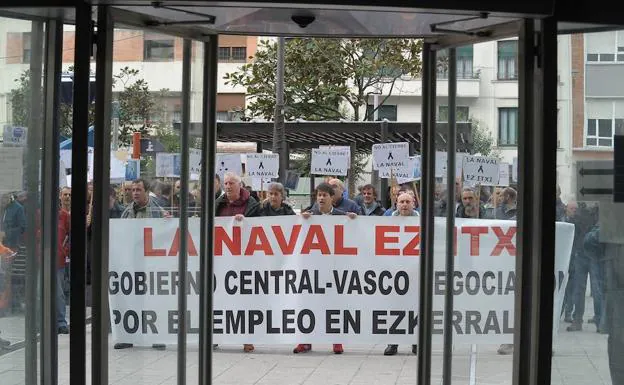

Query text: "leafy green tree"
[225, 38, 422, 121]
[225, 38, 422, 194]
[469, 117, 500, 158]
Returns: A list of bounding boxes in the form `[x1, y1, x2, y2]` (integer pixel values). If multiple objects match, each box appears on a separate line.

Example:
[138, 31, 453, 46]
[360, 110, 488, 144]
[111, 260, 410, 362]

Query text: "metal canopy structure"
[202, 121, 473, 151]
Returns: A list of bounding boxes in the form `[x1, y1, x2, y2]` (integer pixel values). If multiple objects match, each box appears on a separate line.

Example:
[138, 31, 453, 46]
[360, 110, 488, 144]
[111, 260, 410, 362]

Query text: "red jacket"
[57, 209, 70, 269]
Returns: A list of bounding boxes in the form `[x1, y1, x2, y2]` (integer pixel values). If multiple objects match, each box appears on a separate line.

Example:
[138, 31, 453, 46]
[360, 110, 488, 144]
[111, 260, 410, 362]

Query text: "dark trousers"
[572, 250, 604, 326]
[605, 244, 624, 385]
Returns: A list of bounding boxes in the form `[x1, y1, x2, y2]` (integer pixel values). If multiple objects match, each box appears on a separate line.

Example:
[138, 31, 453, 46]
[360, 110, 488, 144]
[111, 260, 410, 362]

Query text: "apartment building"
[0, 21, 255, 127]
[365, 36, 574, 197]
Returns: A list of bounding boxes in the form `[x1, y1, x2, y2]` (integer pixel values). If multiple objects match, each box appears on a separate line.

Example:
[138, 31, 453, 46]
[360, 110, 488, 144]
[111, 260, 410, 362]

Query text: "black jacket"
[257, 201, 296, 216]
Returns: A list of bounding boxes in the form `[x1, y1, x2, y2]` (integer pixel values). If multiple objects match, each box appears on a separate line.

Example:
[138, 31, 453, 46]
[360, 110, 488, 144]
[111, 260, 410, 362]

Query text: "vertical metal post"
[514, 19, 536, 385]
[70, 4, 92, 385]
[417, 42, 436, 385]
[199, 35, 218, 385]
[178, 38, 192, 385]
[92, 6, 113, 385]
[513, 17, 558, 385]
[442, 47, 457, 385]
[274, 37, 287, 184]
[380, 120, 389, 206]
[23, 20, 43, 385]
[40, 19, 61, 385]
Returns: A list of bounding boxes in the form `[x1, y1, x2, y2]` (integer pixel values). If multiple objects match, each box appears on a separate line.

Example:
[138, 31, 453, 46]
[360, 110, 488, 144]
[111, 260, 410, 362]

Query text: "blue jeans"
[572, 250, 604, 326]
[56, 268, 68, 328]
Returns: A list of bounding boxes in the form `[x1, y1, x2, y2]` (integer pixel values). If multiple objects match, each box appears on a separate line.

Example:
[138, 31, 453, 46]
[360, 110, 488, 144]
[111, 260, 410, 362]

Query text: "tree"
[8, 69, 89, 138]
[224, 38, 422, 121]
[225, 38, 422, 193]
[469, 117, 500, 158]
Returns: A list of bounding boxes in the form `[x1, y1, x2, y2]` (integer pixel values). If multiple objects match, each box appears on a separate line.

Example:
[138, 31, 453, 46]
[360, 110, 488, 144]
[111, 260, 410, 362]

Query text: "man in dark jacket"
[495, 187, 517, 220]
[2, 192, 26, 250]
[358, 184, 385, 216]
[456, 187, 487, 219]
[294, 182, 356, 355]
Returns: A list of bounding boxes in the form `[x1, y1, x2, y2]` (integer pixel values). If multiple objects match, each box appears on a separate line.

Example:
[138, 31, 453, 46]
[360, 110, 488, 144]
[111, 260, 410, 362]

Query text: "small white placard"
[0, 147, 24, 192]
[372, 142, 410, 172]
[311, 148, 349, 176]
[189, 148, 202, 175]
[246, 153, 279, 178]
[498, 163, 510, 187]
[462, 155, 500, 186]
[216, 153, 243, 178]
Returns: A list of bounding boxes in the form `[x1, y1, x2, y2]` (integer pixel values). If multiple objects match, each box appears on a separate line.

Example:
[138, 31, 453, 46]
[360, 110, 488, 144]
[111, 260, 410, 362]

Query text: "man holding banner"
[215, 172, 259, 352]
[293, 182, 357, 354]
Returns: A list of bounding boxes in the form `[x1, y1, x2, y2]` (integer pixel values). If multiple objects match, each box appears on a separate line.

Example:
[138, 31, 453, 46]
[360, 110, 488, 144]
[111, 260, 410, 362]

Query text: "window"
[218, 47, 231, 61]
[22, 32, 31, 63]
[143, 32, 174, 61]
[497, 41, 518, 80]
[438, 106, 470, 122]
[586, 119, 616, 147]
[218, 47, 247, 62]
[216, 111, 231, 121]
[586, 31, 624, 62]
[436, 45, 474, 79]
[231, 47, 247, 61]
[366, 104, 397, 121]
[498, 107, 519, 146]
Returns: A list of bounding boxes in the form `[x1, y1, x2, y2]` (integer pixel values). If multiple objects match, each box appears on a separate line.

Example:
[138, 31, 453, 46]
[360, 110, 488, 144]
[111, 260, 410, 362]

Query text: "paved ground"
[0, 298, 613, 385]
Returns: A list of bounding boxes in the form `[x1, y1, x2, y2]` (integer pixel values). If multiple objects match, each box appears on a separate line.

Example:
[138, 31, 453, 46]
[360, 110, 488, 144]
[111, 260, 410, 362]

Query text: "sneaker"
[114, 343, 133, 349]
[332, 344, 343, 354]
[497, 344, 513, 355]
[567, 323, 582, 332]
[293, 344, 312, 354]
[384, 344, 398, 356]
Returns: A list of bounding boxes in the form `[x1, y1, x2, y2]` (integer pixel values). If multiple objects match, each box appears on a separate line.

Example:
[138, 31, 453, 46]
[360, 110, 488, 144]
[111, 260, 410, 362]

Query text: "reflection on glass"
[0, 16, 43, 385]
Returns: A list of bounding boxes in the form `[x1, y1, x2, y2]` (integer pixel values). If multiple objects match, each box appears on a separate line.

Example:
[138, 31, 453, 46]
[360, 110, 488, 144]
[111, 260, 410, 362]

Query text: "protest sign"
[311, 148, 349, 176]
[462, 155, 500, 186]
[246, 154, 279, 178]
[109, 217, 573, 346]
[372, 142, 409, 172]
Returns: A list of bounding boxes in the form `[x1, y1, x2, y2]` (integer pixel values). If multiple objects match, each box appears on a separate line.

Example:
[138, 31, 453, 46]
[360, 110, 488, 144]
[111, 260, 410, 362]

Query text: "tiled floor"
[0, 299, 613, 385]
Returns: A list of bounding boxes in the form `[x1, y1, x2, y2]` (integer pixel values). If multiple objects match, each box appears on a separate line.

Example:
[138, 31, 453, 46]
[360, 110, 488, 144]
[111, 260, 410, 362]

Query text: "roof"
[200, 121, 473, 152]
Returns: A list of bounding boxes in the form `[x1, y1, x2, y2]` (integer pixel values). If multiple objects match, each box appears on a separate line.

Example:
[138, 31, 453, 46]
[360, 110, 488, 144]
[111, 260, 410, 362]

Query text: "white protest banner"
[319, 145, 351, 167]
[462, 155, 500, 186]
[59, 160, 68, 188]
[109, 217, 574, 346]
[310, 148, 349, 176]
[189, 148, 202, 175]
[216, 153, 243, 177]
[381, 156, 421, 184]
[156, 153, 175, 177]
[498, 163, 510, 187]
[246, 153, 279, 178]
[512, 157, 518, 182]
[87, 148, 94, 182]
[0, 147, 23, 192]
[372, 142, 409, 172]
[110, 151, 127, 181]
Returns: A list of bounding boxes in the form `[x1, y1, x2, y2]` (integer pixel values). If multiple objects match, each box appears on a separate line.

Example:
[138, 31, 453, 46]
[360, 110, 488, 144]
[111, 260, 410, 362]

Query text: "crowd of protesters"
[0, 171, 606, 358]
